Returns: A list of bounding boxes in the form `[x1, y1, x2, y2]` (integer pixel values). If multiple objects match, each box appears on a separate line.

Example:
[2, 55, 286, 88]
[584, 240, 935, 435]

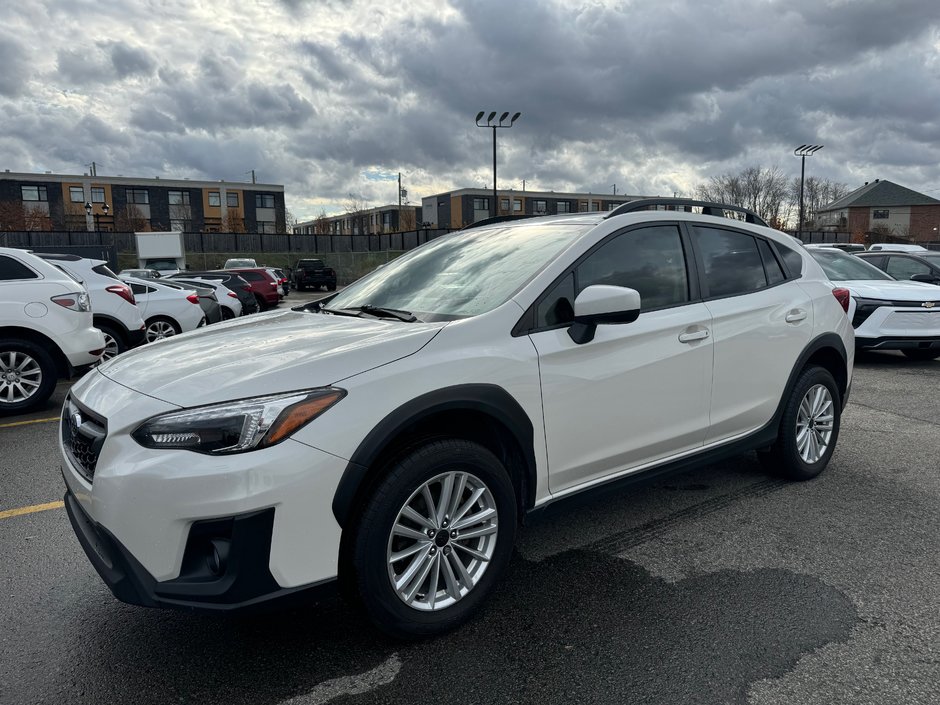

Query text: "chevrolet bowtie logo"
[923, 302, 936, 309]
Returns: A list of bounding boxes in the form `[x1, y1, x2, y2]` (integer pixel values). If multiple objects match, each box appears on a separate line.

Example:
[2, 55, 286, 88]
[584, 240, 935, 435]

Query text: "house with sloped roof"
[817, 179, 940, 242]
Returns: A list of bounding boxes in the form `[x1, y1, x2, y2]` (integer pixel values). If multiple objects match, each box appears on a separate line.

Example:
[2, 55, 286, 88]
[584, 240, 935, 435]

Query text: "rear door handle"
[785, 309, 807, 323]
[678, 328, 709, 343]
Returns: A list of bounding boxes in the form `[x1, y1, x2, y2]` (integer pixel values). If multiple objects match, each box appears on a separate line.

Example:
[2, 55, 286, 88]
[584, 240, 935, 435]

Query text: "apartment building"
[421, 188, 646, 229]
[0, 171, 286, 233]
[293, 204, 422, 235]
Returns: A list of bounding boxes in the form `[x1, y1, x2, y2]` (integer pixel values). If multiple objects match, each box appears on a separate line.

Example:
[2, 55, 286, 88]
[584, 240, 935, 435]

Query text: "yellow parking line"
[0, 501, 65, 520]
[0, 417, 59, 429]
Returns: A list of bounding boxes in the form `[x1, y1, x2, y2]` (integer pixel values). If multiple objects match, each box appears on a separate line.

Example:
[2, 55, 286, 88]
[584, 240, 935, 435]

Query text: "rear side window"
[0, 255, 38, 281]
[757, 239, 786, 285]
[129, 283, 149, 296]
[92, 264, 120, 280]
[240, 271, 263, 281]
[777, 245, 803, 278]
[693, 226, 767, 298]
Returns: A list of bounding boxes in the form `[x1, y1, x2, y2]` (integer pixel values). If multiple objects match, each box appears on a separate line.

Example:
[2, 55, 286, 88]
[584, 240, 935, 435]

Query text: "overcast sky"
[2, 0, 939, 221]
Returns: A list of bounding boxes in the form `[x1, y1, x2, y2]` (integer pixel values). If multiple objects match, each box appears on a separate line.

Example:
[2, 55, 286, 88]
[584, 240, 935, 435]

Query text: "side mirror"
[910, 273, 937, 284]
[568, 285, 641, 344]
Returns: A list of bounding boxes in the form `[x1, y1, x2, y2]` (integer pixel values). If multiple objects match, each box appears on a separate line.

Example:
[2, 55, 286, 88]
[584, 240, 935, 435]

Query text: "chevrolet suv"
[61, 200, 854, 637]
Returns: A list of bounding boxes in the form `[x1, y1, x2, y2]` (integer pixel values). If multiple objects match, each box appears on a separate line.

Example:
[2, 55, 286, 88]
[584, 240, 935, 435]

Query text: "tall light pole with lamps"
[475, 111, 521, 218]
[794, 145, 823, 237]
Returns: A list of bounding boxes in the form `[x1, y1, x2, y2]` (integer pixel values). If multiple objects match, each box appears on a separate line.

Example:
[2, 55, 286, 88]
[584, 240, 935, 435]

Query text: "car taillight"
[51, 292, 91, 312]
[186, 293, 200, 304]
[227, 292, 239, 299]
[832, 288, 850, 313]
[106, 284, 135, 305]
[270, 281, 277, 287]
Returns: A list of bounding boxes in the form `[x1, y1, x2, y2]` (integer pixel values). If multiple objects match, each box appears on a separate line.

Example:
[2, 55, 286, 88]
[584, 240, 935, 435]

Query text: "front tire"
[0, 339, 57, 415]
[759, 366, 841, 481]
[352, 439, 517, 638]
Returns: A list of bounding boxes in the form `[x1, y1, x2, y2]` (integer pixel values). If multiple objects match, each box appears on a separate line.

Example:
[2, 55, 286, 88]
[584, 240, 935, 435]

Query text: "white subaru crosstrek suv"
[0, 247, 104, 414]
[61, 200, 854, 637]
[35, 254, 146, 360]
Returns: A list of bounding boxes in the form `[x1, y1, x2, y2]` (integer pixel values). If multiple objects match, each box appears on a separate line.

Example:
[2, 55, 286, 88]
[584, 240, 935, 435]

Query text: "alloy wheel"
[146, 320, 178, 342]
[796, 383, 834, 464]
[0, 350, 42, 404]
[100, 332, 120, 361]
[386, 471, 499, 612]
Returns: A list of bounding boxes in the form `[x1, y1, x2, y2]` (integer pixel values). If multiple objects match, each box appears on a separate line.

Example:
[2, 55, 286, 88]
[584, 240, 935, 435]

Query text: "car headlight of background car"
[852, 297, 892, 327]
[132, 388, 346, 454]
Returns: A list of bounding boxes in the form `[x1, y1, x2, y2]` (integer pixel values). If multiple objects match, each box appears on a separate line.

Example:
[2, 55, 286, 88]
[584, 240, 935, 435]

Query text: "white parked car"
[122, 277, 207, 342]
[223, 258, 257, 269]
[170, 277, 243, 319]
[867, 243, 929, 253]
[61, 200, 854, 637]
[0, 247, 104, 413]
[808, 248, 940, 360]
[36, 254, 145, 360]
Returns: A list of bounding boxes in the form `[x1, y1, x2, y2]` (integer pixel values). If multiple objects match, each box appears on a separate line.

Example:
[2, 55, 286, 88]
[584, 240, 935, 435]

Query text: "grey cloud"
[0, 32, 29, 97]
[107, 42, 156, 79]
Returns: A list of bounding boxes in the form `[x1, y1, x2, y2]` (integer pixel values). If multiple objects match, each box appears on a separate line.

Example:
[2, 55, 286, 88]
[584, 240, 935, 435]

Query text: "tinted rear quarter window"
[776, 244, 804, 278]
[92, 264, 120, 280]
[0, 255, 38, 281]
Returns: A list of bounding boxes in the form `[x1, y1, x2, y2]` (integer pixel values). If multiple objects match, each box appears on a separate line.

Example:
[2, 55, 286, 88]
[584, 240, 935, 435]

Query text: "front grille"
[62, 397, 107, 483]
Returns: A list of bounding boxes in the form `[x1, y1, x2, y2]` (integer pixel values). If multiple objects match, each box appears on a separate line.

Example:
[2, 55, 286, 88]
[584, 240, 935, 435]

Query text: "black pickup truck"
[293, 259, 337, 291]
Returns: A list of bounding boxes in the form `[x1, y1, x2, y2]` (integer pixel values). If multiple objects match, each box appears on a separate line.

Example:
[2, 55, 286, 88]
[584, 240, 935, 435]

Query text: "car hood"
[95, 309, 445, 406]
[834, 280, 940, 301]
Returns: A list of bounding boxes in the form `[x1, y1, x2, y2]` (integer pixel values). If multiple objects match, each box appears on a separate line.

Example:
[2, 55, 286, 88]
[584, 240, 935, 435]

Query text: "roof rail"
[605, 198, 769, 227]
[460, 214, 544, 231]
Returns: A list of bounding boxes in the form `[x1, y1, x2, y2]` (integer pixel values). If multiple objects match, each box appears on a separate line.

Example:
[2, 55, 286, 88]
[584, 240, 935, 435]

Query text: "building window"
[168, 191, 190, 206]
[69, 186, 84, 202]
[226, 192, 239, 208]
[208, 191, 221, 207]
[607, 202, 621, 211]
[579, 201, 588, 212]
[557, 201, 571, 213]
[473, 197, 489, 210]
[533, 200, 547, 214]
[255, 194, 275, 208]
[169, 219, 191, 232]
[21, 185, 48, 202]
[91, 187, 105, 203]
[873, 209, 889, 219]
[383, 212, 392, 226]
[258, 221, 276, 234]
[500, 198, 510, 211]
[513, 199, 522, 212]
[127, 188, 149, 204]
[590, 201, 600, 211]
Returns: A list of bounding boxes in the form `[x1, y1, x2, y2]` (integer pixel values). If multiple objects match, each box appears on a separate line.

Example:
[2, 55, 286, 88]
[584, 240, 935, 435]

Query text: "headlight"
[132, 388, 345, 454]
[852, 297, 891, 328]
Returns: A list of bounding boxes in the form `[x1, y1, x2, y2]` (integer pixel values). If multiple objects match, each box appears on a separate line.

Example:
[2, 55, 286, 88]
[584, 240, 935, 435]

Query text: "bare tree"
[398, 207, 417, 232]
[113, 204, 149, 232]
[313, 208, 331, 234]
[343, 193, 369, 234]
[696, 165, 791, 226]
[790, 177, 850, 229]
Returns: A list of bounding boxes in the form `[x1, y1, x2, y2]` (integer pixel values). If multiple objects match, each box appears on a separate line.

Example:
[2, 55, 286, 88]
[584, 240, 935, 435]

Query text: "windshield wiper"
[318, 305, 361, 317]
[355, 305, 418, 322]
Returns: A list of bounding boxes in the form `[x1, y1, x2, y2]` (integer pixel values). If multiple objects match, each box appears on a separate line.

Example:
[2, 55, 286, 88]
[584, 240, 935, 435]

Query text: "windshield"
[145, 259, 179, 271]
[328, 223, 587, 320]
[810, 250, 894, 281]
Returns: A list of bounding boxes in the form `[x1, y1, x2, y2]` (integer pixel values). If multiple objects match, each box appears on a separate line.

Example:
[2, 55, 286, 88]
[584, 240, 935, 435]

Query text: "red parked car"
[225, 268, 280, 310]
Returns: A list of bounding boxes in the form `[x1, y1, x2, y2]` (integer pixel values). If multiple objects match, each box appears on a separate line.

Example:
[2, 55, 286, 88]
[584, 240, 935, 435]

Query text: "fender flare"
[331, 384, 537, 527]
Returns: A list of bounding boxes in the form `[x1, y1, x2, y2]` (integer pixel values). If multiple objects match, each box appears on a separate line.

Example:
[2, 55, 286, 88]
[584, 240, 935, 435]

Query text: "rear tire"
[758, 365, 841, 481]
[96, 324, 126, 360]
[901, 348, 940, 361]
[352, 439, 517, 638]
[327, 283, 337, 291]
[0, 339, 57, 415]
[221, 307, 235, 321]
[145, 317, 181, 342]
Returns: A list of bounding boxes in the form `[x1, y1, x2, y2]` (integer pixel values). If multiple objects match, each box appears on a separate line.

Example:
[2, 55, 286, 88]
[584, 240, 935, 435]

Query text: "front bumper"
[65, 490, 335, 611]
[856, 335, 940, 351]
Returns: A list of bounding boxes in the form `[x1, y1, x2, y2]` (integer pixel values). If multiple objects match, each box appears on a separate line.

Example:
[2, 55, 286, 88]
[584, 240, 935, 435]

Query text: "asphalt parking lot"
[1, 348, 938, 705]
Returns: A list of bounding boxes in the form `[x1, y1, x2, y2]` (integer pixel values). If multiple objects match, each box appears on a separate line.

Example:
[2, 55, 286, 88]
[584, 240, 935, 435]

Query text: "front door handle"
[785, 309, 807, 323]
[678, 328, 709, 343]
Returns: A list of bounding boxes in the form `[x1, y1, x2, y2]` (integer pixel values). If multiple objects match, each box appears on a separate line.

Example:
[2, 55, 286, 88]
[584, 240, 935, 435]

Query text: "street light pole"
[476, 111, 521, 218]
[794, 145, 823, 237]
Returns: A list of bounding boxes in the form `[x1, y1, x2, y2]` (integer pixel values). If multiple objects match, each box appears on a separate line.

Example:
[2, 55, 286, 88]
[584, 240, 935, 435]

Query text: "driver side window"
[535, 225, 689, 328]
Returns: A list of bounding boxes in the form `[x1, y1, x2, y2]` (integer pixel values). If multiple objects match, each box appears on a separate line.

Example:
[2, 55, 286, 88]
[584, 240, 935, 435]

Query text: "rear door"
[528, 223, 713, 494]
[690, 225, 813, 444]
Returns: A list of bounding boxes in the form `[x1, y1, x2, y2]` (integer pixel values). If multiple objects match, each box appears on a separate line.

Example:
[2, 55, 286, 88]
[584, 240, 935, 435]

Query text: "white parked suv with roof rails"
[61, 200, 854, 637]
[35, 254, 145, 360]
[0, 247, 104, 414]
